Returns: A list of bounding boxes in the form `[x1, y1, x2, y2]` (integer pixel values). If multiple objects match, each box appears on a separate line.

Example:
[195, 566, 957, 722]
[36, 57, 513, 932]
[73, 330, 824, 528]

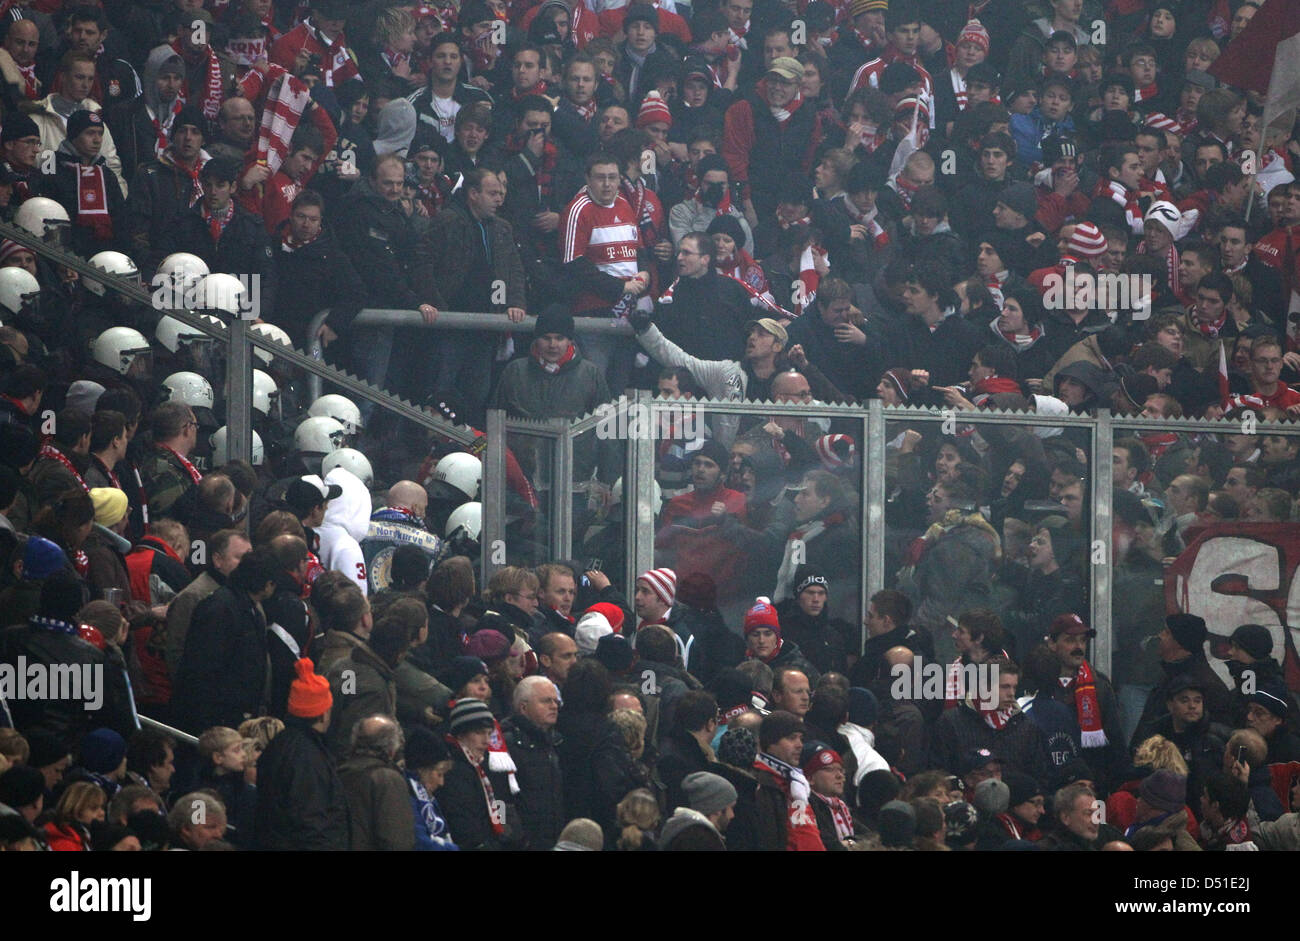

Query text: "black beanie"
[39, 569, 87, 623]
[1165, 613, 1207, 654]
[534, 303, 575, 340]
[706, 213, 748, 251]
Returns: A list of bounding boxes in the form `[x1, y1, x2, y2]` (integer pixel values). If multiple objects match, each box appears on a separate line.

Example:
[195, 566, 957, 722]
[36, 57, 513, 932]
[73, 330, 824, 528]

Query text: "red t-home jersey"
[562, 188, 640, 311]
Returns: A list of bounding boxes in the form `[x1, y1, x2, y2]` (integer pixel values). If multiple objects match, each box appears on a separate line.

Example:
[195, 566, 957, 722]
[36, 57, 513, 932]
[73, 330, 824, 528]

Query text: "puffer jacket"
[501, 713, 564, 850]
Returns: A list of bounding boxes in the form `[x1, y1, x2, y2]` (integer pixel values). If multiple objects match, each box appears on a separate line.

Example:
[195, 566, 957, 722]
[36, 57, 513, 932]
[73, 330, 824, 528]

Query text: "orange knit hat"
[287, 658, 333, 718]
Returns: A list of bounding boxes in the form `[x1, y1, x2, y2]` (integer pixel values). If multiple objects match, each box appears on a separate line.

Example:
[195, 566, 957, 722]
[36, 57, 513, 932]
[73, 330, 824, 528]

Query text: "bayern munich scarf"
[814, 790, 855, 840]
[755, 751, 810, 802]
[531, 340, 575, 373]
[76, 165, 113, 240]
[255, 65, 311, 175]
[39, 444, 88, 493]
[157, 444, 202, 484]
[171, 39, 223, 121]
[451, 736, 506, 835]
[1067, 659, 1108, 747]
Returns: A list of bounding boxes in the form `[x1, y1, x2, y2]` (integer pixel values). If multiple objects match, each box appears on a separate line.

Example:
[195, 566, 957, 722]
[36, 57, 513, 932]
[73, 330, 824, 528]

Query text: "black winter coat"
[656, 270, 763, 363]
[439, 743, 518, 850]
[1130, 653, 1235, 751]
[555, 709, 640, 836]
[672, 603, 744, 686]
[657, 728, 712, 812]
[930, 703, 1055, 783]
[884, 311, 985, 388]
[501, 713, 564, 850]
[254, 719, 351, 850]
[268, 222, 367, 343]
[774, 600, 850, 675]
[334, 176, 443, 310]
[171, 202, 278, 316]
[170, 584, 268, 735]
[0, 616, 137, 747]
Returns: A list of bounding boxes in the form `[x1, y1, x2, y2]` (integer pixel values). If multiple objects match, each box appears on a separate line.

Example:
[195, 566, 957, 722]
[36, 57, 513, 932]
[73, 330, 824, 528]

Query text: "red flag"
[1208, 0, 1300, 95]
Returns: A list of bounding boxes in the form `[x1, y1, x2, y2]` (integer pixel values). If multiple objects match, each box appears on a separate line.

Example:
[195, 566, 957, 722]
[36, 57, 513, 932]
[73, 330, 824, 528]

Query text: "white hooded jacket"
[317, 466, 372, 595]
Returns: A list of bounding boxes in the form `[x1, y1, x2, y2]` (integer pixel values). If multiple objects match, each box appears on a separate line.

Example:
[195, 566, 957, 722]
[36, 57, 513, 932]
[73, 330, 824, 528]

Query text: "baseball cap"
[766, 57, 802, 82]
[744, 317, 788, 345]
[285, 475, 342, 516]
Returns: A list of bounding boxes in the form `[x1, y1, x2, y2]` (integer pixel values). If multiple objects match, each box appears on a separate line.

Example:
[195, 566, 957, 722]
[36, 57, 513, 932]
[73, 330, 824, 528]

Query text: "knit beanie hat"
[78, 728, 127, 774]
[957, 19, 990, 54]
[575, 609, 614, 655]
[1, 113, 39, 144]
[448, 697, 496, 736]
[636, 90, 672, 128]
[403, 725, 451, 770]
[445, 655, 490, 693]
[637, 567, 676, 608]
[742, 598, 780, 636]
[623, 3, 658, 32]
[1066, 221, 1107, 259]
[23, 535, 68, 580]
[1139, 769, 1186, 814]
[716, 726, 757, 768]
[683, 771, 737, 815]
[1164, 613, 1207, 654]
[464, 628, 511, 663]
[793, 565, 829, 598]
[25, 729, 70, 769]
[1227, 623, 1274, 661]
[533, 303, 575, 340]
[999, 181, 1038, 221]
[1004, 771, 1044, 808]
[706, 213, 748, 250]
[90, 487, 128, 527]
[814, 434, 855, 470]
[0, 764, 45, 808]
[66, 109, 104, 142]
[847, 687, 878, 727]
[287, 658, 332, 718]
[878, 799, 916, 847]
[972, 777, 1010, 816]
[594, 632, 635, 673]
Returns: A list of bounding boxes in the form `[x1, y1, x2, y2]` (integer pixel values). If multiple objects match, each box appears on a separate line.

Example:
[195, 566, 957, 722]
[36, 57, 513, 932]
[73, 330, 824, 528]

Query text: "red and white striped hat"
[957, 20, 990, 54]
[637, 567, 677, 607]
[815, 433, 856, 469]
[1067, 221, 1107, 259]
[0, 239, 27, 265]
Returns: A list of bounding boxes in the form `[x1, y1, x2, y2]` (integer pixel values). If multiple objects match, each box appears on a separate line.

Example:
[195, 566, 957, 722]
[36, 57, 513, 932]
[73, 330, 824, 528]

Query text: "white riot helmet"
[308, 394, 363, 435]
[161, 371, 215, 410]
[155, 252, 209, 301]
[294, 415, 347, 455]
[252, 369, 279, 417]
[155, 313, 225, 352]
[249, 322, 293, 366]
[445, 501, 482, 541]
[211, 426, 264, 465]
[0, 266, 40, 319]
[84, 251, 140, 297]
[196, 273, 246, 316]
[92, 326, 152, 376]
[14, 196, 71, 246]
[323, 448, 374, 488]
[431, 452, 481, 501]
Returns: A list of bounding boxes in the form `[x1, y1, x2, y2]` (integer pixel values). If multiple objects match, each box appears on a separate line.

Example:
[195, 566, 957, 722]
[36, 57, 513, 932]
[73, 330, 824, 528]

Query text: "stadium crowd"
[0, 0, 1299, 851]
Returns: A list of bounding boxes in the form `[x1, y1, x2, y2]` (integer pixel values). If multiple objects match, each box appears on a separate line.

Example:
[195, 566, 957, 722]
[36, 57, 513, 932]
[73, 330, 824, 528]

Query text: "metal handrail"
[139, 714, 199, 749]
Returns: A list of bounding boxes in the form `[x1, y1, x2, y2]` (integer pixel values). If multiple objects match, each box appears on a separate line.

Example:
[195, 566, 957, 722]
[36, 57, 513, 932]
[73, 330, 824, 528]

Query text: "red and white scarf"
[92, 455, 121, 489]
[1192, 306, 1228, 338]
[254, 65, 311, 175]
[795, 244, 823, 315]
[621, 177, 660, 247]
[319, 28, 360, 87]
[172, 39, 224, 121]
[814, 790, 856, 840]
[770, 91, 802, 125]
[160, 149, 204, 206]
[75, 165, 113, 240]
[39, 444, 88, 493]
[16, 61, 38, 99]
[982, 702, 1018, 730]
[1062, 660, 1108, 747]
[1134, 82, 1158, 103]
[754, 751, 809, 802]
[571, 97, 596, 122]
[1095, 178, 1143, 233]
[201, 200, 235, 245]
[382, 48, 410, 73]
[158, 444, 202, 484]
[452, 736, 505, 835]
[727, 21, 749, 51]
[998, 324, 1042, 350]
[151, 98, 184, 157]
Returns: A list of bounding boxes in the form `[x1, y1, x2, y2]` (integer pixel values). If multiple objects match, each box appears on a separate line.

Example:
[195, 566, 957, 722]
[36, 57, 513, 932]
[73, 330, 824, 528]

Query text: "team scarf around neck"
[152, 98, 184, 157]
[450, 735, 506, 835]
[40, 444, 89, 493]
[531, 339, 575, 373]
[814, 790, 856, 839]
[770, 91, 802, 124]
[76, 164, 113, 239]
[621, 177, 660, 245]
[17, 61, 38, 99]
[981, 701, 1018, 730]
[93, 454, 122, 489]
[1066, 659, 1107, 747]
[158, 443, 203, 484]
[755, 751, 810, 802]
[171, 39, 223, 121]
[505, 130, 557, 197]
[161, 148, 204, 206]
[202, 199, 235, 245]
[997, 321, 1042, 350]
